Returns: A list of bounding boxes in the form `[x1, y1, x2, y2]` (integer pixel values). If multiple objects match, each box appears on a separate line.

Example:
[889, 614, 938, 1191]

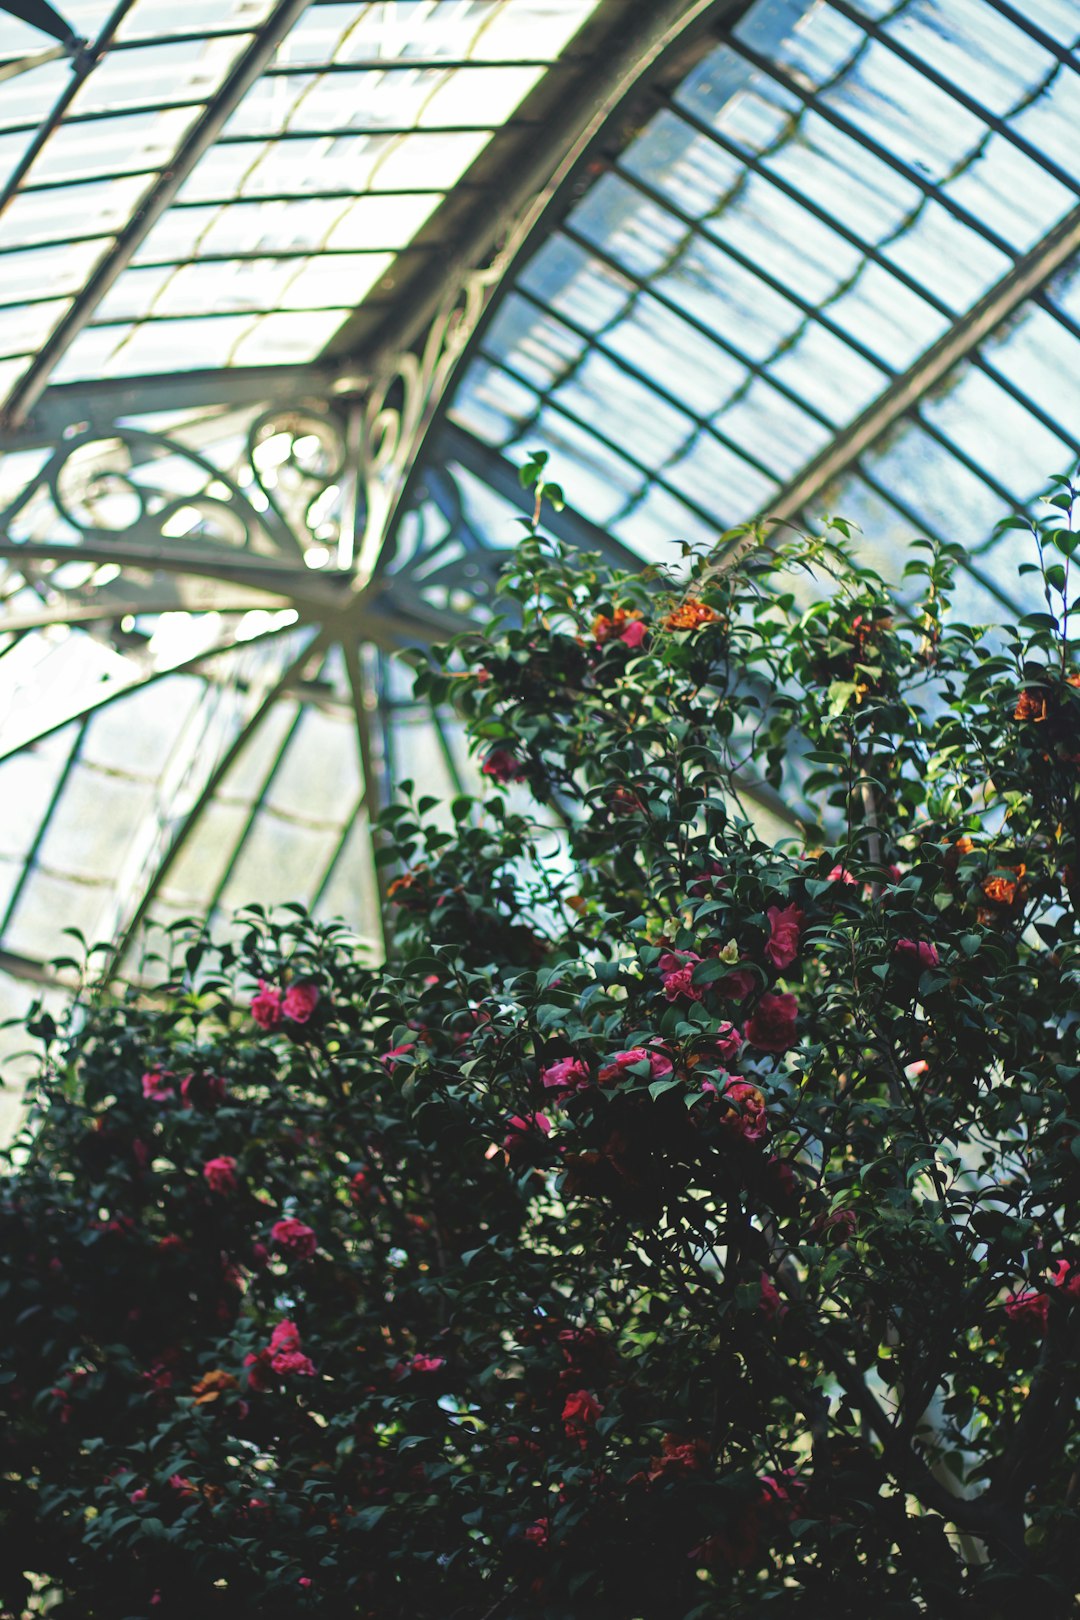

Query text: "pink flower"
[298, 1577, 312, 1589]
[250, 980, 283, 1030]
[759, 1273, 787, 1321]
[503, 1112, 552, 1154]
[764, 903, 804, 971]
[270, 1218, 317, 1261]
[540, 1056, 590, 1095]
[745, 992, 798, 1053]
[282, 982, 319, 1023]
[130, 1486, 148, 1503]
[597, 1047, 674, 1085]
[169, 1474, 197, 1497]
[1051, 1259, 1080, 1299]
[270, 1349, 316, 1377]
[1005, 1289, 1049, 1331]
[720, 1079, 768, 1145]
[203, 1155, 238, 1195]
[268, 1320, 301, 1355]
[524, 1517, 550, 1548]
[482, 748, 525, 783]
[827, 864, 857, 885]
[141, 1068, 174, 1102]
[620, 618, 648, 649]
[380, 1042, 415, 1072]
[659, 950, 703, 1002]
[894, 939, 940, 969]
[694, 1022, 742, 1067]
[409, 1353, 446, 1373]
[562, 1388, 603, 1447]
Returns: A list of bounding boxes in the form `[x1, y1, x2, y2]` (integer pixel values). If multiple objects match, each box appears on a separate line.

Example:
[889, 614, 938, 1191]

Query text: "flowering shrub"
[3, 464, 1080, 1617]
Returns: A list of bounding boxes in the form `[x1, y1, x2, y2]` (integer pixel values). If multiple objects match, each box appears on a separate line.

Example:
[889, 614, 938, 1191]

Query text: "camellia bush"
[3, 461, 1080, 1619]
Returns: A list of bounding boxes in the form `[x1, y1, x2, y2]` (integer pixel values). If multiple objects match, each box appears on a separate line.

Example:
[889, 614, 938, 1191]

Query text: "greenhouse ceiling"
[0, 0, 1078, 1120]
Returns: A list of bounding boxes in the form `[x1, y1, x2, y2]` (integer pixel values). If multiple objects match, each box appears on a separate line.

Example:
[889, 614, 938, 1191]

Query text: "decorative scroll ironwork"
[1, 409, 349, 566]
[357, 246, 518, 585]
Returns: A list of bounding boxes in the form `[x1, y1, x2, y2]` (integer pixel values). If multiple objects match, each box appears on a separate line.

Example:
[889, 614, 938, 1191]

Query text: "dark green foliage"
[3, 471, 1080, 1617]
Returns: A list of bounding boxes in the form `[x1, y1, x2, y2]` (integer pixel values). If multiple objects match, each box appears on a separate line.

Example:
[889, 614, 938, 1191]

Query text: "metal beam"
[0, 1, 130, 215]
[372, 0, 745, 564]
[762, 201, 1080, 526]
[4, 367, 336, 453]
[0, 0, 316, 430]
[0, 0, 81, 49]
[0, 538, 349, 608]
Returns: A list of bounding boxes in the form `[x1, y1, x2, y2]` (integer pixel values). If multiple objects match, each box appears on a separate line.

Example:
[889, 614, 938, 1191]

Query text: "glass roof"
[3, 0, 1080, 1129]
[0, 0, 602, 394]
[450, 0, 1080, 603]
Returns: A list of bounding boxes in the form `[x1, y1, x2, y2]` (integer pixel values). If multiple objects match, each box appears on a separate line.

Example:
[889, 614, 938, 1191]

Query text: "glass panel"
[921, 367, 1073, 502]
[67, 36, 251, 117]
[0, 300, 70, 362]
[22, 107, 198, 188]
[0, 239, 110, 306]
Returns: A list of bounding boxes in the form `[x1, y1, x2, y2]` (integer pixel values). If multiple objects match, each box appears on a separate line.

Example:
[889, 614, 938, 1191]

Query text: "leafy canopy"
[3, 467, 1080, 1618]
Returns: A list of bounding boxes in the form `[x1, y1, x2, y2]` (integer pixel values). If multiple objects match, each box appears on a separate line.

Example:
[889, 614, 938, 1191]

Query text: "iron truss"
[0, 0, 740, 990]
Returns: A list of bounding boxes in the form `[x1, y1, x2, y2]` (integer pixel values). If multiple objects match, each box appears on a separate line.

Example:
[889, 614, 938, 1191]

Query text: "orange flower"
[1014, 689, 1048, 723]
[955, 836, 976, 855]
[192, 1369, 238, 1405]
[981, 863, 1027, 907]
[664, 600, 717, 631]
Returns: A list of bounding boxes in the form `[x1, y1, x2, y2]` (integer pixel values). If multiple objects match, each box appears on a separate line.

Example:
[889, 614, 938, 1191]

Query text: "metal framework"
[0, 0, 747, 986]
[2, 0, 1080, 1008]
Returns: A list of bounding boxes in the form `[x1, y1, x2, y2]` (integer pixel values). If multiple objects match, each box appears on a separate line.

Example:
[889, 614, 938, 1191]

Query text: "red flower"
[250, 980, 283, 1030]
[271, 1349, 316, 1377]
[282, 982, 319, 1023]
[203, 1155, 238, 1194]
[248, 1320, 317, 1380]
[764, 903, 803, 971]
[639, 1434, 709, 1484]
[597, 1047, 674, 1085]
[380, 1042, 415, 1072]
[409, 1353, 446, 1374]
[524, 1517, 550, 1548]
[1005, 1289, 1049, 1330]
[745, 992, 798, 1052]
[592, 608, 646, 648]
[719, 967, 756, 1001]
[540, 1056, 590, 1095]
[814, 1208, 857, 1246]
[482, 749, 526, 783]
[503, 1112, 551, 1154]
[759, 1273, 787, 1321]
[180, 1072, 226, 1108]
[691, 1022, 742, 1068]
[141, 1068, 174, 1102]
[1051, 1259, 1080, 1299]
[269, 1320, 301, 1354]
[562, 1388, 603, 1447]
[270, 1217, 317, 1261]
[659, 949, 703, 1003]
[719, 1079, 768, 1145]
[894, 938, 940, 969]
